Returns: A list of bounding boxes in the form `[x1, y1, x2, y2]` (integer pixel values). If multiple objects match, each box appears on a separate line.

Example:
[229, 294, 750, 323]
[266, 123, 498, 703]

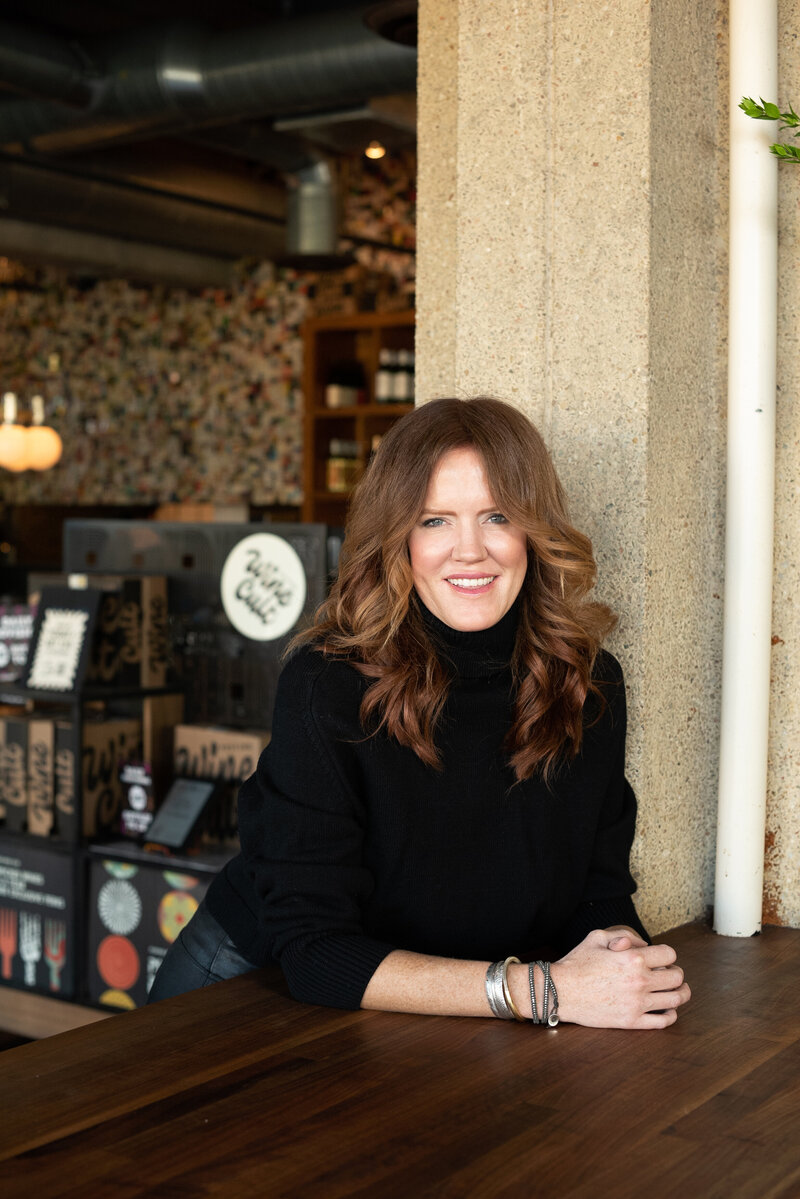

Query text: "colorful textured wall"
[0, 153, 415, 508]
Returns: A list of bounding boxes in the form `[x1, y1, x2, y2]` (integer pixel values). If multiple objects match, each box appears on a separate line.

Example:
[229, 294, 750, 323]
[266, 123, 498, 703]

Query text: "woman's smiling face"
[408, 446, 528, 631]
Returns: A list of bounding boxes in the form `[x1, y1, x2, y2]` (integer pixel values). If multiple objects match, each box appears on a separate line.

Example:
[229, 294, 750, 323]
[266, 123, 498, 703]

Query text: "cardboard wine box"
[85, 577, 169, 689]
[86, 844, 230, 1009]
[173, 724, 270, 784]
[53, 716, 142, 842]
[0, 837, 78, 998]
[1, 717, 29, 834]
[27, 719, 55, 837]
[172, 724, 269, 841]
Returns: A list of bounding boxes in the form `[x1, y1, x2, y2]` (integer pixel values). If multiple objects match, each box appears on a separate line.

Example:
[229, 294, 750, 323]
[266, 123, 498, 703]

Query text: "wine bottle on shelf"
[324, 360, 366, 409]
[375, 349, 395, 403]
[391, 350, 414, 403]
[326, 438, 361, 493]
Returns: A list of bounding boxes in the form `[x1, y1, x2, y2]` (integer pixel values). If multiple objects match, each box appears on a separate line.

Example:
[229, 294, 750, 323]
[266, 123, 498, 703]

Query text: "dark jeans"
[147, 898, 258, 1003]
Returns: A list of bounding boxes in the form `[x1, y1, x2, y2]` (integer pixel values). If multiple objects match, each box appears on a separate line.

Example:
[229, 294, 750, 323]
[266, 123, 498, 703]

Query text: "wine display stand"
[0, 681, 184, 1037]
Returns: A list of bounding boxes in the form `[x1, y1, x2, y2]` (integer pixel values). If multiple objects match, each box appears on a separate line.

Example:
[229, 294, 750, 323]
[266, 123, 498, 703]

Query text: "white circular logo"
[128, 784, 147, 811]
[98, 879, 142, 936]
[220, 533, 307, 641]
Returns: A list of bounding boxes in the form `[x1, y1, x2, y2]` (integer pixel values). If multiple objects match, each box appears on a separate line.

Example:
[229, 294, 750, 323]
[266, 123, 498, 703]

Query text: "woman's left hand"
[547, 926, 691, 1028]
[604, 925, 648, 951]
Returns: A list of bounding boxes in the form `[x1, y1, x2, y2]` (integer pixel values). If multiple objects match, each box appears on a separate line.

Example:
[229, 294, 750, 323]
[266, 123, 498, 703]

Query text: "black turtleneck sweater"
[205, 603, 647, 1010]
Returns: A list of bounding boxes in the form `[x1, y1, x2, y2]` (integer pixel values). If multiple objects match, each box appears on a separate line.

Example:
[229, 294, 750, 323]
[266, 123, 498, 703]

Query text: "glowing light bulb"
[26, 394, 62, 470]
[0, 392, 29, 472]
[0, 425, 28, 471]
[26, 426, 62, 470]
[365, 140, 387, 160]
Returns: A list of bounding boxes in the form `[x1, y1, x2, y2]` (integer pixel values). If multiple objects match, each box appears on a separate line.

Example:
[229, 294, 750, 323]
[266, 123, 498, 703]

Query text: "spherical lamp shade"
[0, 423, 29, 471]
[26, 425, 62, 470]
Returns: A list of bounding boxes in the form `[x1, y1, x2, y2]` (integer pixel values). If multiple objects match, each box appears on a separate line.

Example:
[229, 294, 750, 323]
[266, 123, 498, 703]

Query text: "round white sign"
[220, 532, 307, 641]
[129, 784, 148, 812]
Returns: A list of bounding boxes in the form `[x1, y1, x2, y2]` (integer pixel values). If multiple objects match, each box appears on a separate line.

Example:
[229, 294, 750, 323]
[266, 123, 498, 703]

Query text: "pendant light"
[0, 392, 28, 472]
[26, 394, 63, 471]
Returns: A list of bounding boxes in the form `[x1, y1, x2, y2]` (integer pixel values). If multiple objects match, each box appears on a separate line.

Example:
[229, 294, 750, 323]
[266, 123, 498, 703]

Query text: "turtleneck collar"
[417, 595, 520, 678]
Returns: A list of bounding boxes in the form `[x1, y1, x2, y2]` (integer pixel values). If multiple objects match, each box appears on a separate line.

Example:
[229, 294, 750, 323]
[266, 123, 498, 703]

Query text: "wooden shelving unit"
[301, 310, 415, 524]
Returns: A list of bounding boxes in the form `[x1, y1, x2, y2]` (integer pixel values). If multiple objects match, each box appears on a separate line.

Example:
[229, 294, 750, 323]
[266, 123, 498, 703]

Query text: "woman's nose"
[452, 522, 487, 561]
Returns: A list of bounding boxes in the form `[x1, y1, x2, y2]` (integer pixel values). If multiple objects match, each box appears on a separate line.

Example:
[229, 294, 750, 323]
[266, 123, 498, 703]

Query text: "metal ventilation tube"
[0, 8, 415, 267]
[0, 17, 96, 107]
[0, 9, 416, 155]
[284, 161, 350, 268]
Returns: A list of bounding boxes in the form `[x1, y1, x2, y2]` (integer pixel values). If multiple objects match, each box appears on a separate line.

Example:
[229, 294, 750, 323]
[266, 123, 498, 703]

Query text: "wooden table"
[1, 922, 799, 1197]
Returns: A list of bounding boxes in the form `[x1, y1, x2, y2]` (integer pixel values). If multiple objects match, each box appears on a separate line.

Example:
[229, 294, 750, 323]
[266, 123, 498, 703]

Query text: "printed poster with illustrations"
[87, 856, 217, 1009]
[0, 840, 76, 997]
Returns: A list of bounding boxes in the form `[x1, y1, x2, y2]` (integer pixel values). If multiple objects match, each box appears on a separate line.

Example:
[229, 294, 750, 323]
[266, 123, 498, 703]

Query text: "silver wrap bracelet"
[529, 960, 559, 1026]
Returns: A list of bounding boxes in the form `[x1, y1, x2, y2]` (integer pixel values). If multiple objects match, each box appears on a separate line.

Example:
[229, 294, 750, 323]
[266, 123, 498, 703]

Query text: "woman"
[150, 397, 690, 1028]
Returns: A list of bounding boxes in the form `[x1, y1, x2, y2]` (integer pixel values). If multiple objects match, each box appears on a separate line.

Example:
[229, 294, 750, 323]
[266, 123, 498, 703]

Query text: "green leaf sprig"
[740, 96, 800, 162]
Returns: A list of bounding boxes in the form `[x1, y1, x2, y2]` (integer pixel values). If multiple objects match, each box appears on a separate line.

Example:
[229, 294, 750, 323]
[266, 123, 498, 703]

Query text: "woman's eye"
[487, 513, 508, 524]
[421, 517, 445, 528]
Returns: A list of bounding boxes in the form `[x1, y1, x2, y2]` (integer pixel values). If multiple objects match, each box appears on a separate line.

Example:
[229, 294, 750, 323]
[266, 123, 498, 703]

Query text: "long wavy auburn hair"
[294, 396, 617, 781]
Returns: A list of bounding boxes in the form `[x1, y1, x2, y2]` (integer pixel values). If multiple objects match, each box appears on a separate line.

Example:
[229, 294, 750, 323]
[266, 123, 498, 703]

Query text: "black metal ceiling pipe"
[0, 9, 416, 154]
[0, 156, 286, 260]
[0, 17, 96, 108]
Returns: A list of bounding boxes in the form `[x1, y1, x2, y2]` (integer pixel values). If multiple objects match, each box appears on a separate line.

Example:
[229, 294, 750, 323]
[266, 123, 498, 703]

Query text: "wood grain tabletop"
[1, 921, 799, 1198]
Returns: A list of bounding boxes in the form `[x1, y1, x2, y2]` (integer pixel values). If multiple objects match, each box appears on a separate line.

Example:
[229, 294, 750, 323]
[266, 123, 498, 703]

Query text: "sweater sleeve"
[558, 654, 650, 952]
[237, 649, 396, 1009]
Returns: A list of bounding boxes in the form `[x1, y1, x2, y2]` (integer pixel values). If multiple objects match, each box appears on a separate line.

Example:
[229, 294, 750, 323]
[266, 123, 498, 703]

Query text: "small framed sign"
[145, 778, 219, 852]
[24, 587, 101, 694]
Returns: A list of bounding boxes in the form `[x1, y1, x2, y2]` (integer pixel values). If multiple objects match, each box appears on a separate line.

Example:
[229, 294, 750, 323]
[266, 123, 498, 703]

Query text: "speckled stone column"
[765, 2, 800, 927]
[417, 0, 730, 934]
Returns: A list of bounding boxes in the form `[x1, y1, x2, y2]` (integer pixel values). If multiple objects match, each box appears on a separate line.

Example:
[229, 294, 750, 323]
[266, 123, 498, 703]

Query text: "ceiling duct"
[0, 8, 415, 273]
[0, 217, 235, 288]
[0, 153, 286, 262]
[273, 94, 416, 156]
[0, 9, 417, 157]
[364, 1, 419, 47]
[0, 17, 97, 107]
[282, 160, 353, 270]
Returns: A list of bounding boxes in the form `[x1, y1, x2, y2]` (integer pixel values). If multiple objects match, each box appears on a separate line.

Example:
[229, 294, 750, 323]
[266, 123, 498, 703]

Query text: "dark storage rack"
[0, 519, 333, 1033]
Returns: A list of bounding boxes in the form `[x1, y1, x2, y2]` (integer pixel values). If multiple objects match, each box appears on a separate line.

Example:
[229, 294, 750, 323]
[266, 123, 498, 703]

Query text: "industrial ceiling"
[0, 0, 417, 285]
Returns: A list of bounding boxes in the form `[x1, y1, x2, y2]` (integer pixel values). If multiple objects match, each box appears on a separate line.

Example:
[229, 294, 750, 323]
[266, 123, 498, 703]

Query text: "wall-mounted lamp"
[0, 391, 63, 471]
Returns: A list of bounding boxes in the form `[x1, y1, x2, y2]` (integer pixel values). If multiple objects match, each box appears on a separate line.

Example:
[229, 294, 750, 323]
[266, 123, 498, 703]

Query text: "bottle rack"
[301, 310, 415, 524]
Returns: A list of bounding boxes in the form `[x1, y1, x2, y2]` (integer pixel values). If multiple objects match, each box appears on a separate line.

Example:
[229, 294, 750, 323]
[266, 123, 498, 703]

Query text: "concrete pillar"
[417, 0, 727, 933]
[765, 0, 800, 926]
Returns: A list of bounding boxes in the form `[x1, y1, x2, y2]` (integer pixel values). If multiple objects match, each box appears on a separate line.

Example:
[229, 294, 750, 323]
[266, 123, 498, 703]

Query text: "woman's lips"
[445, 575, 497, 593]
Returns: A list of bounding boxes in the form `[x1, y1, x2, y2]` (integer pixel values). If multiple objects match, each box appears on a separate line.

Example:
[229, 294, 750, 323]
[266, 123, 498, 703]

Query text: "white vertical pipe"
[714, 0, 778, 937]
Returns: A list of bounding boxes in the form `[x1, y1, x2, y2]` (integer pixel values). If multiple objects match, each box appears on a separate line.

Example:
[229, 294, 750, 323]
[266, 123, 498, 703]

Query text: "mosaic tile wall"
[0, 152, 415, 507]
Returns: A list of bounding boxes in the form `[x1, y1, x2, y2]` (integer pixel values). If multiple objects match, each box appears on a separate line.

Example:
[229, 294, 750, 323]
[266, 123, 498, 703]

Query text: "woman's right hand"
[548, 927, 691, 1029]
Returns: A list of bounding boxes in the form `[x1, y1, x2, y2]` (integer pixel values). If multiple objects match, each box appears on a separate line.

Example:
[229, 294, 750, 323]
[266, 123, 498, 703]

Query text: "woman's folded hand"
[550, 927, 691, 1029]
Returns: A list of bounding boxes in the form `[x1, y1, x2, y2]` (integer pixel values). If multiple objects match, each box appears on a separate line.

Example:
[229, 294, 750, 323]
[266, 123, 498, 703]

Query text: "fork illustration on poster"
[20, 912, 42, 985]
[45, 919, 67, 992]
[0, 908, 17, 979]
